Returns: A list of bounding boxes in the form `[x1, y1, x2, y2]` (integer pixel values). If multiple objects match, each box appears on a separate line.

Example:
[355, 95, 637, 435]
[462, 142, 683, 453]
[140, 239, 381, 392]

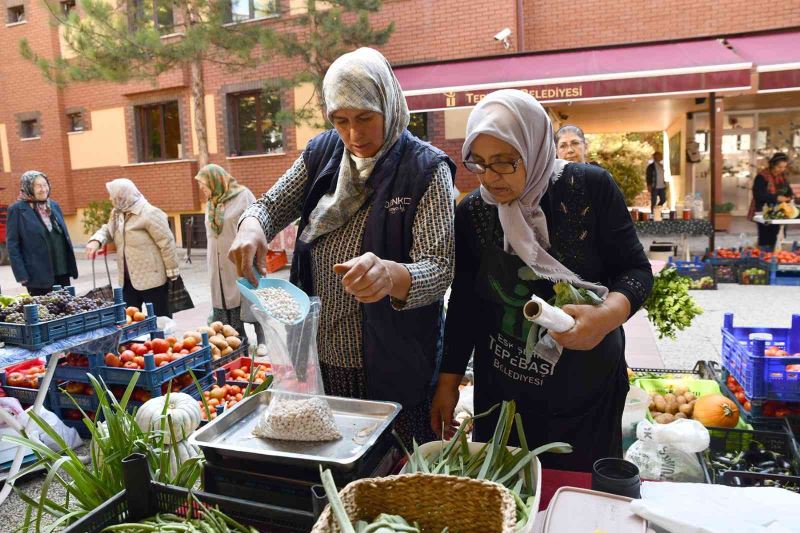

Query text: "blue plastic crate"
[89, 333, 213, 394]
[0, 378, 42, 406]
[738, 258, 772, 285]
[48, 382, 98, 412]
[0, 287, 126, 350]
[721, 313, 800, 401]
[119, 304, 157, 343]
[667, 256, 716, 289]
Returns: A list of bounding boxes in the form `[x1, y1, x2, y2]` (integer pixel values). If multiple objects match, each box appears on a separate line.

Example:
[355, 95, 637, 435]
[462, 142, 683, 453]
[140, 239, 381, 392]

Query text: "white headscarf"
[299, 47, 410, 243]
[106, 178, 146, 214]
[463, 90, 607, 297]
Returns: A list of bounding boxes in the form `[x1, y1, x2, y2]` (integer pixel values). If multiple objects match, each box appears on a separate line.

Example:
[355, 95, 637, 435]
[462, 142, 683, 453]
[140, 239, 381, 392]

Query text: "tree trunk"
[183, 2, 208, 168]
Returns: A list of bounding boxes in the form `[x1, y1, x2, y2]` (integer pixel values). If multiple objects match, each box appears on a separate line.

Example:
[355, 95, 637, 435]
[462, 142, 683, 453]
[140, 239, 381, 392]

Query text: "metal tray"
[189, 390, 401, 471]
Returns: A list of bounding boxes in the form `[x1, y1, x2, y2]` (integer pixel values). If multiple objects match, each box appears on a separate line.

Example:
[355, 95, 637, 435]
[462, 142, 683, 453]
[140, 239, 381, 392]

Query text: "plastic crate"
[119, 304, 157, 343]
[210, 338, 249, 369]
[721, 470, 800, 491]
[667, 256, 716, 289]
[738, 258, 771, 285]
[0, 358, 47, 405]
[699, 426, 800, 488]
[0, 287, 126, 350]
[61, 416, 94, 439]
[219, 356, 272, 386]
[63, 453, 304, 533]
[48, 382, 98, 411]
[721, 313, 800, 401]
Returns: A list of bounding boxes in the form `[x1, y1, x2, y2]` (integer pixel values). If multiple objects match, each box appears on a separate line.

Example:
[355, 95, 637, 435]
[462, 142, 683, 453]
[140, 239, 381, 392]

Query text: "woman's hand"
[333, 252, 410, 303]
[549, 293, 631, 351]
[228, 217, 269, 286]
[430, 373, 462, 439]
[85, 240, 101, 259]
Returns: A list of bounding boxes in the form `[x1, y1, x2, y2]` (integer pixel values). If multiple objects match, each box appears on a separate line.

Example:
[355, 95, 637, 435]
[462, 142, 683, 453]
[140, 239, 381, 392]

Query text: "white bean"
[254, 287, 301, 323]
[253, 396, 342, 442]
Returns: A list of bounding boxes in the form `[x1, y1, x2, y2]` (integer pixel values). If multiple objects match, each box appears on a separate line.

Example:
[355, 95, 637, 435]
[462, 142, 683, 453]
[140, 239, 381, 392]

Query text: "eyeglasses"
[463, 157, 523, 175]
[557, 140, 584, 150]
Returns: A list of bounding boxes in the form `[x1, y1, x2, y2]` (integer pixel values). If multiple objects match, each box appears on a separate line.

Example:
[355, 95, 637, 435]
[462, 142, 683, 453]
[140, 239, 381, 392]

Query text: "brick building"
[1, 0, 799, 247]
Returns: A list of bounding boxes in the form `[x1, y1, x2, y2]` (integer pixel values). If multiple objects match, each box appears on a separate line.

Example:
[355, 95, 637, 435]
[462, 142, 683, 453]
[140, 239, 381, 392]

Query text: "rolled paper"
[523, 295, 575, 333]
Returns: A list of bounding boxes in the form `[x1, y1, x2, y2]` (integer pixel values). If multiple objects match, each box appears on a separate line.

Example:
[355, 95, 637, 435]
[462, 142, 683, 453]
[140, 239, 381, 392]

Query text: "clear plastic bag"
[251, 297, 341, 441]
[625, 419, 710, 482]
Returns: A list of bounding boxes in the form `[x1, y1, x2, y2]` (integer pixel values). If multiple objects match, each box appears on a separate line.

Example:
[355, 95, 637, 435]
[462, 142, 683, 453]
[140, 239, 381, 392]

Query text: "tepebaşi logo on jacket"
[385, 196, 411, 215]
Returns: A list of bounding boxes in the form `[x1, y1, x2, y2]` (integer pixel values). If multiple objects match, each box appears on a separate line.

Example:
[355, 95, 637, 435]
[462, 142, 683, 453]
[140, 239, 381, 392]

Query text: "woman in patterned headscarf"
[229, 47, 456, 447]
[7, 171, 79, 295]
[194, 164, 266, 354]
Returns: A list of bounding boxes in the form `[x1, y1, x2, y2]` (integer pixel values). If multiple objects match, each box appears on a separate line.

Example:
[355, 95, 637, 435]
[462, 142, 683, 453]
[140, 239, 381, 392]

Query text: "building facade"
[1, 0, 799, 245]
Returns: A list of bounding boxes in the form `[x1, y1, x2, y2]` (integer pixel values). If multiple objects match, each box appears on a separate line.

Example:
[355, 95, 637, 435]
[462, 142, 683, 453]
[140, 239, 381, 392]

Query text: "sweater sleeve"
[753, 174, 778, 206]
[594, 171, 653, 316]
[439, 195, 481, 375]
[239, 156, 308, 243]
[6, 204, 29, 283]
[393, 161, 455, 311]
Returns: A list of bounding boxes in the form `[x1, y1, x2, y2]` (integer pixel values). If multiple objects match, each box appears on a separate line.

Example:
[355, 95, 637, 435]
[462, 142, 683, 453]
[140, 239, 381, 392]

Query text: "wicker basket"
[311, 473, 518, 533]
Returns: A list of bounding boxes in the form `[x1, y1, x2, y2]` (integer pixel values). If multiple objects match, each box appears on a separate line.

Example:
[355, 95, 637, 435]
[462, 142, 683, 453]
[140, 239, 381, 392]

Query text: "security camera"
[494, 28, 512, 49]
[494, 28, 512, 42]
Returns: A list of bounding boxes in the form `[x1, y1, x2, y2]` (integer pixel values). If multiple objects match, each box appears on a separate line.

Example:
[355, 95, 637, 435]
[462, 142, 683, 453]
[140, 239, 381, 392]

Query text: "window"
[408, 112, 428, 141]
[21, 119, 39, 139]
[228, 91, 283, 156]
[136, 101, 181, 161]
[61, 0, 76, 16]
[131, 0, 173, 33]
[225, 0, 277, 23]
[68, 112, 84, 132]
[7, 5, 25, 23]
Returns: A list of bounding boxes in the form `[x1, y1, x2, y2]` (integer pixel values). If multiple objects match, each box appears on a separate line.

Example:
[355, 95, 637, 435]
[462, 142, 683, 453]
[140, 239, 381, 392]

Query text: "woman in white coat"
[195, 164, 265, 350]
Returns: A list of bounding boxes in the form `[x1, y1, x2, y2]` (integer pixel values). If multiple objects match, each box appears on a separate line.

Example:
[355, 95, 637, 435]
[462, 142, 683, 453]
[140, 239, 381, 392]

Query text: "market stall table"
[0, 326, 121, 506]
[634, 219, 714, 261]
[752, 214, 800, 252]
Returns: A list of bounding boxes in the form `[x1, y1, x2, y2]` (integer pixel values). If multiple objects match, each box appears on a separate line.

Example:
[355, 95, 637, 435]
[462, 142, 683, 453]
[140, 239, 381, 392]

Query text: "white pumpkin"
[167, 440, 201, 477]
[135, 393, 201, 444]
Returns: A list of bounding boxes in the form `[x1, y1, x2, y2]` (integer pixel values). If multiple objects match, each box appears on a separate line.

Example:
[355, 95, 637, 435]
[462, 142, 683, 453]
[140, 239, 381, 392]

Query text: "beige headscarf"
[299, 47, 410, 243]
[106, 178, 147, 214]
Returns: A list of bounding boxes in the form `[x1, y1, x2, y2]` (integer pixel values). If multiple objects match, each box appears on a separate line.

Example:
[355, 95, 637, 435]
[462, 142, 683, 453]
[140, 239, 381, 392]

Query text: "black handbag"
[83, 250, 114, 302]
[167, 276, 194, 314]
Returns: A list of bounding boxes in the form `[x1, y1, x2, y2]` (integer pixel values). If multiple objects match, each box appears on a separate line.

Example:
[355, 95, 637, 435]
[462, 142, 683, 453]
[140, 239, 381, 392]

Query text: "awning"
[728, 31, 800, 93]
[395, 39, 752, 112]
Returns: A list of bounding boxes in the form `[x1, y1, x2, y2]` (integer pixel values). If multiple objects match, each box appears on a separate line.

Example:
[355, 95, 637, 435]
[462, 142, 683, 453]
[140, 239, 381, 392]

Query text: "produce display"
[103, 493, 259, 533]
[184, 321, 242, 361]
[647, 385, 698, 424]
[104, 336, 203, 370]
[124, 305, 147, 325]
[225, 358, 271, 384]
[0, 290, 107, 323]
[740, 267, 768, 285]
[644, 267, 703, 339]
[690, 276, 715, 289]
[252, 396, 342, 441]
[761, 250, 800, 265]
[198, 384, 244, 420]
[253, 287, 302, 323]
[762, 202, 799, 220]
[705, 447, 799, 492]
[4, 360, 46, 388]
[713, 247, 761, 259]
[692, 393, 740, 428]
[134, 392, 202, 444]
[725, 374, 800, 416]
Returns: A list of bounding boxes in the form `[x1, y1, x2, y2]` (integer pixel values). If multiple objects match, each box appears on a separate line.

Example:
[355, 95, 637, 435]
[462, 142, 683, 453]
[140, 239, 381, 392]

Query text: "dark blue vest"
[291, 129, 456, 409]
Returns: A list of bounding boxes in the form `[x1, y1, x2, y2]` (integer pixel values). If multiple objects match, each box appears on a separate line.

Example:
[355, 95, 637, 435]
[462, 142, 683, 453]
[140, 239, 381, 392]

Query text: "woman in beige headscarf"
[228, 47, 456, 447]
[86, 179, 179, 317]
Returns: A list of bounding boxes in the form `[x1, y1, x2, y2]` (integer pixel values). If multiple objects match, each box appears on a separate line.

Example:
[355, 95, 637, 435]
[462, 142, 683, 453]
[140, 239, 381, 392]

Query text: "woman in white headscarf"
[229, 48, 456, 447]
[431, 90, 653, 472]
[86, 178, 179, 317]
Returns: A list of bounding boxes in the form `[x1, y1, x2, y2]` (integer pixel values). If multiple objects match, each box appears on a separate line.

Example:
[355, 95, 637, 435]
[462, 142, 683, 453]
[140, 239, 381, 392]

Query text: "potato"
[226, 336, 242, 349]
[684, 392, 696, 403]
[674, 384, 689, 396]
[676, 395, 687, 405]
[209, 335, 229, 349]
[211, 321, 224, 333]
[655, 413, 675, 424]
[679, 403, 694, 417]
[184, 331, 202, 343]
[674, 412, 687, 419]
[211, 345, 221, 359]
[220, 346, 233, 356]
[222, 325, 239, 338]
[198, 326, 216, 336]
[665, 399, 679, 415]
[653, 395, 667, 413]
[648, 399, 656, 411]
[664, 393, 677, 403]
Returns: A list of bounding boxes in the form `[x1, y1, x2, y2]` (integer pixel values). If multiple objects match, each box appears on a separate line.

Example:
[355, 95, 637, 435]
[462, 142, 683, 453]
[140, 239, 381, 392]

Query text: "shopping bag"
[167, 276, 194, 314]
[83, 249, 114, 302]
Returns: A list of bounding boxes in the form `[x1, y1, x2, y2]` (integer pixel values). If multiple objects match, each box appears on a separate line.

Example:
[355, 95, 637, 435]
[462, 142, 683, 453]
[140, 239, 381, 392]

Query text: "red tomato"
[166, 336, 178, 346]
[133, 356, 145, 368]
[123, 361, 139, 370]
[104, 353, 122, 368]
[775, 408, 792, 417]
[735, 391, 746, 404]
[744, 401, 752, 412]
[172, 342, 184, 352]
[727, 382, 738, 393]
[151, 339, 170, 354]
[144, 340, 153, 350]
[120, 350, 136, 363]
[764, 404, 777, 417]
[190, 346, 202, 353]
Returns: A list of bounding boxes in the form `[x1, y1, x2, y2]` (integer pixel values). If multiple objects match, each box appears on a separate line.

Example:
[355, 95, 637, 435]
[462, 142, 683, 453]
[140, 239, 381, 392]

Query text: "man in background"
[647, 151, 667, 214]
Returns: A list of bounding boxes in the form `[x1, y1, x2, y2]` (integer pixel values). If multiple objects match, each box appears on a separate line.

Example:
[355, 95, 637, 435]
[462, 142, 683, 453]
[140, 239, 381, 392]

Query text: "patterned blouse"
[242, 156, 455, 368]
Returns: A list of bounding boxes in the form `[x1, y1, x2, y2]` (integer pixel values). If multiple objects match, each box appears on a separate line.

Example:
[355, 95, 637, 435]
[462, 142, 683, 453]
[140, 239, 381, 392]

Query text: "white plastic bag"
[157, 316, 177, 337]
[625, 419, 709, 482]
